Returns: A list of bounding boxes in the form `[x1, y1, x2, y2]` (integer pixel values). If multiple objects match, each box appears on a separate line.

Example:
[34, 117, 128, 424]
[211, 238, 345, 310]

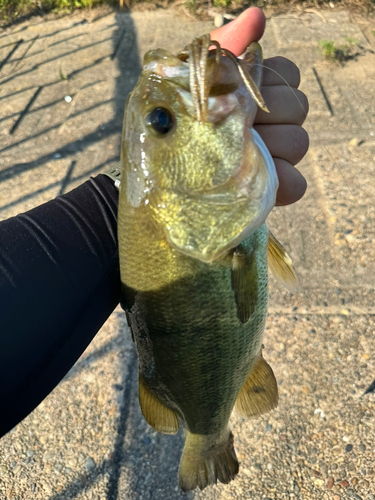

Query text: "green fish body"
[118, 35, 296, 491]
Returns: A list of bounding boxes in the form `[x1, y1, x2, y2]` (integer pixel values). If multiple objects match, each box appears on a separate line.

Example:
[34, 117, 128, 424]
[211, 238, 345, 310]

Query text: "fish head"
[121, 37, 278, 262]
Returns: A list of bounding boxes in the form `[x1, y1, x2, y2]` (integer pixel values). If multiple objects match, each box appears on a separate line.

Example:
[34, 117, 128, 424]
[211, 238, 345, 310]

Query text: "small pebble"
[214, 14, 224, 28]
[242, 468, 251, 477]
[353, 495, 362, 500]
[341, 480, 349, 488]
[13, 464, 21, 474]
[142, 436, 151, 445]
[265, 423, 272, 432]
[333, 496, 341, 500]
[320, 463, 328, 475]
[85, 457, 96, 472]
[26, 450, 35, 457]
[348, 137, 362, 148]
[10, 461, 17, 468]
[352, 477, 358, 485]
[331, 463, 338, 470]
[64, 95, 73, 103]
[267, 463, 273, 470]
[42, 481, 51, 493]
[55, 463, 63, 473]
[358, 443, 366, 452]
[345, 489, 354, 497]
[327, 477, 334, 489]
[345, 444, 353, 453]
[43, 450, 55, 462]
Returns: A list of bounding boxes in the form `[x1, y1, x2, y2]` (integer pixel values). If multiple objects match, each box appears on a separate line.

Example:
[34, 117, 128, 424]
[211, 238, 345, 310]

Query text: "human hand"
[211, 7, 308, 206]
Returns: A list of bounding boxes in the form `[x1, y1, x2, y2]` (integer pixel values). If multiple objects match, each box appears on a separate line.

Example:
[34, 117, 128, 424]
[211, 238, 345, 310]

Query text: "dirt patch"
[1, 0, 374, 27]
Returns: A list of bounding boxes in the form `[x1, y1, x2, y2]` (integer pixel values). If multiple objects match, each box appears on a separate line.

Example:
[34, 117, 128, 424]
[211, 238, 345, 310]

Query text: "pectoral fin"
[268, 231, 298, 291]
[234, 356, 278, 417]
[138, 375, 179, 434]
[231, 246, 258, 324]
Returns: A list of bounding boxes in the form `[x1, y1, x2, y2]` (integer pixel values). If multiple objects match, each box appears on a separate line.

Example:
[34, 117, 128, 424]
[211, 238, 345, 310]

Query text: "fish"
[117, 34, 297, 492]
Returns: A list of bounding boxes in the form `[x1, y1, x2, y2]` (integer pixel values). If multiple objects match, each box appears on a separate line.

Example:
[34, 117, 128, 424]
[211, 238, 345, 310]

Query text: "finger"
[254, 124, 309, 166]
[274, 158, 307, 206]
[210, 7, 266, 56]
[262, 56, 301, 88]
[255, 86, 308, 126]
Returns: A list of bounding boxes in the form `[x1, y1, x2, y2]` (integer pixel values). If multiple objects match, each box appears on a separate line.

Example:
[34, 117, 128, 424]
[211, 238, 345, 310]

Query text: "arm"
[0, 175, 120, 436]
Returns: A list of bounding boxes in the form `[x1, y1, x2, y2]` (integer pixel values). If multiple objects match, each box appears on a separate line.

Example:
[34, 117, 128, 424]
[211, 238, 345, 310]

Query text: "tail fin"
[179, 429, 239, 492]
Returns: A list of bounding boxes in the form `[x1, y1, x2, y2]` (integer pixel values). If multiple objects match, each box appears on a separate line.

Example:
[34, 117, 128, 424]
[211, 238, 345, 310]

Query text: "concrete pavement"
[0, 6, 374, 500]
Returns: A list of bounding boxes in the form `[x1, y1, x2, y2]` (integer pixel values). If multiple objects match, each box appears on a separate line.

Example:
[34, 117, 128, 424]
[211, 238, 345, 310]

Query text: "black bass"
[118, 34, 297, 491]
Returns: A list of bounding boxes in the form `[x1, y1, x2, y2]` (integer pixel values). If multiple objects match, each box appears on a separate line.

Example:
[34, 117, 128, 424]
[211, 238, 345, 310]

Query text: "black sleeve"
[0, 174, 121, 437]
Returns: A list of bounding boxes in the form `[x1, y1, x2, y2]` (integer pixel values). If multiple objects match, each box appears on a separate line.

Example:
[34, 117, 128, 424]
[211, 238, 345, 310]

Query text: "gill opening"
[185, 35, 270, 122]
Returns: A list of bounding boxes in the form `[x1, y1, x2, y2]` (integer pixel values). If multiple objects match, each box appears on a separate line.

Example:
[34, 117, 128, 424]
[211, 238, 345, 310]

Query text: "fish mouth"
[176, 34, 268, 123]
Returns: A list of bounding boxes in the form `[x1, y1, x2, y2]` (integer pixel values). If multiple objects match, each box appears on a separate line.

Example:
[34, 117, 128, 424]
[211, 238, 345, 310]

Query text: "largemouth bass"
[118, 34, 297, 491]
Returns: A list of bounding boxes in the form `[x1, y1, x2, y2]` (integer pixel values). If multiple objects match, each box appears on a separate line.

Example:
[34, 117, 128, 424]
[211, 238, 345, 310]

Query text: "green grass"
[319, 39, 336, 61]
[319, 37, 360, 63]
[0, 0, 116, 22]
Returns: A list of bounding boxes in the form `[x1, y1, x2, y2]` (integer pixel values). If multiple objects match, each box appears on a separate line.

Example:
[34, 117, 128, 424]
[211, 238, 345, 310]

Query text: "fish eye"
[146, 107, 173, 135]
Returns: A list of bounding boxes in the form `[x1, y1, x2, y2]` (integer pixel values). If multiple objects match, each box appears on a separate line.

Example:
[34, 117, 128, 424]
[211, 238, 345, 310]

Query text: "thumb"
[210, 7, 266, 56]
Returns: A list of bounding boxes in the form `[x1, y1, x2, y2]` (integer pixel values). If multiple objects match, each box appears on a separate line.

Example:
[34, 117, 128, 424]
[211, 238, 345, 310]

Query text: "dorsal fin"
[268, 231, 298, 292]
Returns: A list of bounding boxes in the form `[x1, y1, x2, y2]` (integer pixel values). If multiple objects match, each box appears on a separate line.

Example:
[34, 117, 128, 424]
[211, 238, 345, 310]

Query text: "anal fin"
[234, 356, 278, 417]
[268, 231, 298, 291]
[231, 245, 258, 324]
[139, 375, 179, 434]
